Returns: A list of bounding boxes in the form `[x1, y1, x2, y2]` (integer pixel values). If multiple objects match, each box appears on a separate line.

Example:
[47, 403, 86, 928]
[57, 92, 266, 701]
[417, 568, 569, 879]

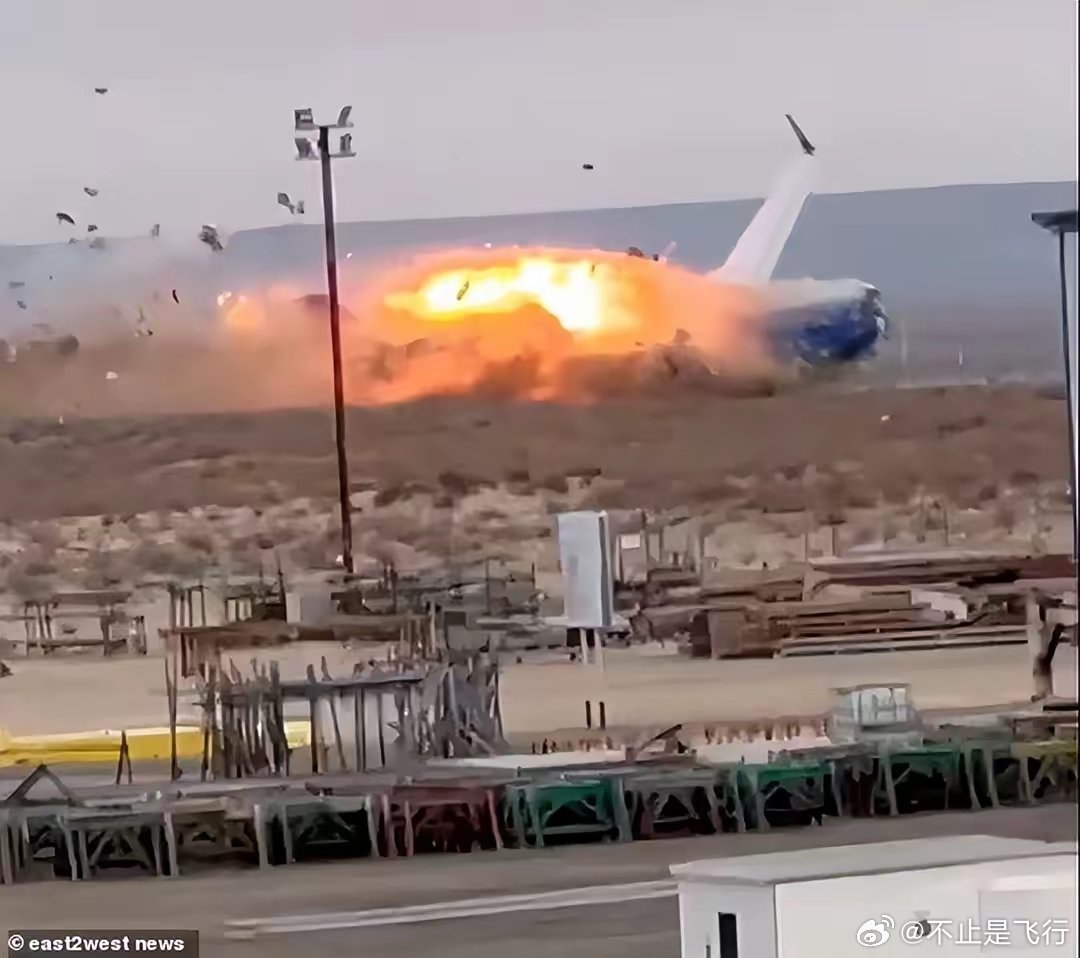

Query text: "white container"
[671, 835, 1076, 957]
[830, 684, 920, 745]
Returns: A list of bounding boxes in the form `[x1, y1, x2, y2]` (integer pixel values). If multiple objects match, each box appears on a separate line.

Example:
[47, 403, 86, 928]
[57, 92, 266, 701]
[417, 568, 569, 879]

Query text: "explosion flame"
[1, 245, 780, 418]
[348, 246, 776, 403]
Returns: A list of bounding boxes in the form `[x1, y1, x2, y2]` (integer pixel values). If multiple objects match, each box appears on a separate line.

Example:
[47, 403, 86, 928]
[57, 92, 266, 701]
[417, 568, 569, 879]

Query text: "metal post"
[318, 125, 354, 574]
[1056, 231, 1078, 560]
[484, 557, 491, 615]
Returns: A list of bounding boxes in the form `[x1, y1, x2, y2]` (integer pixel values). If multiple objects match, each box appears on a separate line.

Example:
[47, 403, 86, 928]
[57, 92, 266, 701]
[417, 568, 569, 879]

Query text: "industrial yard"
[2, 2, 1077, 954]
[1, 361, 1077, 958]
[0, 449, 1075, 892]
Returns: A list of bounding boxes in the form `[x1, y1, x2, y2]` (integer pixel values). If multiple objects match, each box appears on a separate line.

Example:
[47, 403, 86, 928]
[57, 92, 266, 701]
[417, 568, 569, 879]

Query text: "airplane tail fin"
[708, 116, 818, 286]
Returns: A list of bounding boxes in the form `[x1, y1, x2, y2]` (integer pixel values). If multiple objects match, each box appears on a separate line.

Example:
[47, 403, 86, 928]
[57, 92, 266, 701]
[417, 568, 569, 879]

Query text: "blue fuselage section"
[764, 286, 887, 368]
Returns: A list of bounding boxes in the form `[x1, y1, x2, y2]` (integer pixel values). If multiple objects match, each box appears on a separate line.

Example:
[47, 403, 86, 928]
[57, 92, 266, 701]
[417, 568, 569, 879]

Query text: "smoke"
[1, 244, 784, 419]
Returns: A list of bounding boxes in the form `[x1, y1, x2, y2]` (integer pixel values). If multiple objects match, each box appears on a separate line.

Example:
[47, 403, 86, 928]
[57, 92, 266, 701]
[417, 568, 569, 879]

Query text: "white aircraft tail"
[708, 115, 818, 286]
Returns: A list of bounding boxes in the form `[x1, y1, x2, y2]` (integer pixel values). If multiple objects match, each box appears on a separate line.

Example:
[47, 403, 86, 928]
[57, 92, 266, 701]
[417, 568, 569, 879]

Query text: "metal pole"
[318, 125, 354, 574]
[1056, 231, 1078, 560]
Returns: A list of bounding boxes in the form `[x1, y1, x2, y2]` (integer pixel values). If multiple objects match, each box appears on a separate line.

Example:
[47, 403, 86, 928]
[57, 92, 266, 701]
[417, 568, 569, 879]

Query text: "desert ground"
[0, 382, 1074, 741]
[0, 639, 1076, 745]
[0, 383, 1072, 574]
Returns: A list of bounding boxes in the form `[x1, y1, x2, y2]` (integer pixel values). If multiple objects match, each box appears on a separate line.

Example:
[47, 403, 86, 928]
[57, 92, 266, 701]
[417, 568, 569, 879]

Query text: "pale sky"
[2, 0, 1076, 246]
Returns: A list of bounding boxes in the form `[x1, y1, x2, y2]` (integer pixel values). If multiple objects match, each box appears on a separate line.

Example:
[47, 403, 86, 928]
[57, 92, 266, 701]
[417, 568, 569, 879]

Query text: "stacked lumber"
[778, 624, 1026, 657]
[772, 589, 1031, 657]
[805, 552, 1075, 598]
[618, 567, 804, 611]
[632, 553, 1069, 659]
[770, 595, 943, 636]
[689, 604, 777, 659]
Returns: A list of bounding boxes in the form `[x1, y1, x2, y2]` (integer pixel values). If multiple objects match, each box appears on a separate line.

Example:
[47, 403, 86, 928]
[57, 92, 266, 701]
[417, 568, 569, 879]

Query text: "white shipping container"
[672, 836, 1076, 958]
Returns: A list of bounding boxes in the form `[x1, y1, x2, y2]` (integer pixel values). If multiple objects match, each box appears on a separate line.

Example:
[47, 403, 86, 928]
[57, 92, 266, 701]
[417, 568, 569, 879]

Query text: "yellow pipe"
[0, 722, 311, 768]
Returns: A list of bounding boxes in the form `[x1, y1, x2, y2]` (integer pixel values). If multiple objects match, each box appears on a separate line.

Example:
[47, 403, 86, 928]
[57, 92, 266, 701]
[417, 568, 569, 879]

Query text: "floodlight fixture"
[294, 108, 316, 132]
[294, 136, 316, 160]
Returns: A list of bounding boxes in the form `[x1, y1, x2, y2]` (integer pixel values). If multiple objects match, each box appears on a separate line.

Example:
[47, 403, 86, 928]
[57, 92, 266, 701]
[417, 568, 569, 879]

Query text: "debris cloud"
[2, 244, 783, 417]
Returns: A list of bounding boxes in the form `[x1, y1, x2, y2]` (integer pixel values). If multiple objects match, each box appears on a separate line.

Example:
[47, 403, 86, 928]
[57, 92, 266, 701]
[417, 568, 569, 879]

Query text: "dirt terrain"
[0, 384, 1069, 521]
[0, 383, 1071, 594]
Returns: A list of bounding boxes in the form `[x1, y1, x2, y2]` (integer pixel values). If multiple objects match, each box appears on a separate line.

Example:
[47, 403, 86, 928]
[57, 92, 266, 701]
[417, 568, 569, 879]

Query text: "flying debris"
[93, 87, 109, 95]
[171, 289, 180, 304]
[7, 281, 25, 290]
[5, 328, 79, 362]
[456, 280, 470, 302]
[150, 223, 161, 238]
[626, 242, 676, 263]
[83, 187, 99, 197]
[105, 370, 119, 381]
[199, 224, 225, 252]
[16, 300, 27, 310]
[582, 163, 594, 170]
[56, 212, 76, 226]
[86, 224, 99, 233]
[276, 192, 306, 215]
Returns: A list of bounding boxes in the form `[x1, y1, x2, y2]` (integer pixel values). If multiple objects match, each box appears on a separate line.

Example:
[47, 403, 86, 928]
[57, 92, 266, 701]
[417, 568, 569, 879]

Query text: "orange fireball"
[213, 245, 775, 404]
[368, 246, 763, 350]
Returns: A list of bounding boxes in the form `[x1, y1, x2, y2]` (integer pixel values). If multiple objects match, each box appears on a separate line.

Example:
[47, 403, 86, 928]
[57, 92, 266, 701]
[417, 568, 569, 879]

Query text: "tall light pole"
[1032, 209, 1078, 560]
[295, 106, 357, 574]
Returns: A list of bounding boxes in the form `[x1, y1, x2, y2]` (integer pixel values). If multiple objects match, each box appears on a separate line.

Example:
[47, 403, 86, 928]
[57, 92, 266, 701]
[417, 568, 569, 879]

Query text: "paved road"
[0, 805, 1074, 958]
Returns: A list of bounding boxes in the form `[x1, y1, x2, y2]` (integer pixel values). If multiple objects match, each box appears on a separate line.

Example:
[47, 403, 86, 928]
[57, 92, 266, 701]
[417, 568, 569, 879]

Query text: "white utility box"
[556, 510, 615, 629]
[671, 835, 1076, 957]
[830, 683, 921, 746]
